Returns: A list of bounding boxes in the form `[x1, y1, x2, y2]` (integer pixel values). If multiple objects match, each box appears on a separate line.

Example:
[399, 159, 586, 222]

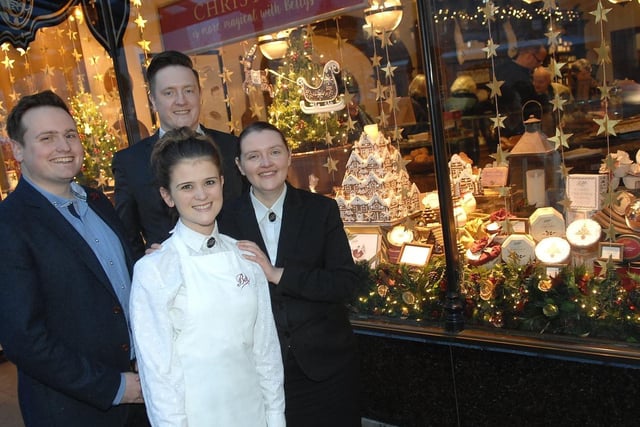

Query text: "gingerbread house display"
[335, 125, 421, 223]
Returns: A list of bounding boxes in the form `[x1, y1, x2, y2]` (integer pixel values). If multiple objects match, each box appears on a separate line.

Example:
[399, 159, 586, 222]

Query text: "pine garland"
[352, 258, 640, 343]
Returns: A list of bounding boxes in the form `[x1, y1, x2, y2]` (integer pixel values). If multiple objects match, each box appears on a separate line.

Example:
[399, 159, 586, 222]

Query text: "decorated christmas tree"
[68, 92, 118, 188]
[267, 26, 344, 152]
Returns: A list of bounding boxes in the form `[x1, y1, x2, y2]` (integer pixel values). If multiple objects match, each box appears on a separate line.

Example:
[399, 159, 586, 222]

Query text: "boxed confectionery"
[565, 174, 609, 210]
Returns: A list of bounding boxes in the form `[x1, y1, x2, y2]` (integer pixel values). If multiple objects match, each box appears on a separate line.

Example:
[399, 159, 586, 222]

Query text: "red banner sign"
[159, 0, 367, 52]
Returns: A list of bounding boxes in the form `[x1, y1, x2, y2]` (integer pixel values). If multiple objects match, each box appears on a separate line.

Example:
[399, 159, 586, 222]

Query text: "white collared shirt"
[249, 185, 286, 265]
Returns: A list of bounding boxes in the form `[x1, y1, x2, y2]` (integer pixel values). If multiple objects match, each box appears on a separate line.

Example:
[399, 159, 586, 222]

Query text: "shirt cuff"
[112, 373, 126, 405]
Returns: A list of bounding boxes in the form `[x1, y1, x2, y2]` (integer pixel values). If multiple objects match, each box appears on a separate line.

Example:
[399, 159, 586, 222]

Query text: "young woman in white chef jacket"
[130, 127, 285, 427]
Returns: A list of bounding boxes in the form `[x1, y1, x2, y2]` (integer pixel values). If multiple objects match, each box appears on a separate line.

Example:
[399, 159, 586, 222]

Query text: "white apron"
[174, 237, 267, 427]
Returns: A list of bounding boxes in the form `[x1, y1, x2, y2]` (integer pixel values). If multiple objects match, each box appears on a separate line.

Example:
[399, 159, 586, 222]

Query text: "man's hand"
[121, 371, 144, 404]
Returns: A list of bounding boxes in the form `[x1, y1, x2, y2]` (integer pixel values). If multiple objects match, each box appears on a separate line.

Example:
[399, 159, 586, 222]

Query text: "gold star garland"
[589, 1, 618, 242]
[365, 13, 402, 144]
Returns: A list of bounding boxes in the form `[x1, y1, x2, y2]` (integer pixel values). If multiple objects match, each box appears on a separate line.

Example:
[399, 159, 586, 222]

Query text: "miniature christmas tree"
[69, 92, 118, 188]
[267, 26, 344, 152]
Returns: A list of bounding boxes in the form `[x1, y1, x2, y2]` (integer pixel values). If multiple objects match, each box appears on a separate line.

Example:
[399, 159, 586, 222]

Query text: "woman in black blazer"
[218, 121, 361, 427]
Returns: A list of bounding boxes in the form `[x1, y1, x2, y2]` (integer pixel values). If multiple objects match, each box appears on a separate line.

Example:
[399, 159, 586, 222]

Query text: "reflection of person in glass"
[495, 43, 548, 136]
[130, 128, 285, 427]
[219, 121, 361, 427]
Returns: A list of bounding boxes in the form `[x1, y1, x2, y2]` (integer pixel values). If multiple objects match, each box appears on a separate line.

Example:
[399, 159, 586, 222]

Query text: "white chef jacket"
[130, 219, 285, 427]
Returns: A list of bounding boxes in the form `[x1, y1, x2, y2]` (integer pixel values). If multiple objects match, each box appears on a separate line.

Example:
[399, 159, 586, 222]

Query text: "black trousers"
[283, 351, 361, 427]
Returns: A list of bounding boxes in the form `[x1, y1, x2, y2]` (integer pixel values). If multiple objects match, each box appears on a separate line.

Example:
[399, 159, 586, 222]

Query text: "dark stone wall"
[357, 333, 640, 427]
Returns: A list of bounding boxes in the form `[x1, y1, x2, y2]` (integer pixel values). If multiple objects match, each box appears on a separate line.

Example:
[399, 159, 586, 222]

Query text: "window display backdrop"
[1, 0, 640, 364]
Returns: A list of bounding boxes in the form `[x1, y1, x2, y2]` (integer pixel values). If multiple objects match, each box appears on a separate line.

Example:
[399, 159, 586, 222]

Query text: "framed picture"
[545, 264, 567, 279]
[398, 243, 434, 267]
[346, 227, 382, 266]
[598, 242, 624, 262]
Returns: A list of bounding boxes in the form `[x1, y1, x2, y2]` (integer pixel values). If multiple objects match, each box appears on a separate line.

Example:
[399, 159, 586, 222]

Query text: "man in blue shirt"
[0, 90, 149, 427]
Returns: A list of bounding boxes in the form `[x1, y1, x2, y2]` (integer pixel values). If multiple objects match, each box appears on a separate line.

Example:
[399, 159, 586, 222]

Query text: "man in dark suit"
[112, 50, 244, 259]
[0, 90, 148, 426]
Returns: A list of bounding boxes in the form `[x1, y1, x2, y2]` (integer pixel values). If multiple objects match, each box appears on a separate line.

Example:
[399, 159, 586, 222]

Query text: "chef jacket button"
[120, 344, 130, 352]
[113, 306, 122, 314]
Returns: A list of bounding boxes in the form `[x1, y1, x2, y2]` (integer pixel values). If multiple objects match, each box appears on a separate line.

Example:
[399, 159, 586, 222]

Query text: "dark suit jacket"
[218, 184, 358, 381]
[112, 126, 244, 259]
[0, 179, 137, 427]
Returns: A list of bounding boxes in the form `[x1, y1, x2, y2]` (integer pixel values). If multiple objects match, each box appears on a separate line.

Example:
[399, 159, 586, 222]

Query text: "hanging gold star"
[219, 67, 233, 84]
[9, 90, 20, 102]
[0, 100, 4, 112]
[134, 14, 147, 30]
[9, 74, 15, 84]
[56, 27, 65, 38]
[377, 111, 390, 128]
[482, 39, 499, 58]
[594, 41, 611, 65]
[550, 93, 567, 112]
[392, 127, 404, 141]
[370, 54, 383, 68]
[598, 82, 612, 100]
[93, 73, 104, 82]
[382, 63, 397, 79]
[137, 39, 151, 53]
[1, 42, 10, 52]
[490, 114, 506, 131]
[482, 1, 497, 21]
[2, 56, 14, 69]
[42, 64, 55, 77]
[603, 223, 617, 241]
[557, 196, 572, 210]
[323, 156, 339, 174]
[490, 145, 509, 166]
[325, 132, 334, 146]
[545, 29, 562, 49]
[560, 163, 573, 177]
[370, 80, 386, 101]
[594, 116, 620, 136]
[250, 102, 263, 118]
[377, 31, 392, 48]
[16, 47, 29, 56]
[590, 1, 611, 24]
[342, 91, 354, 107]
[342, 116, 354, 132]
[89, 55, 100, 66]
[549, 58, 565, 79]
[132, 0, 142, 6]
[224, 96, 234, 107]
[58, 46, 66, 56]
[385, 94, 399, 112]
[66, 29, 78, 40]
[72, 48, 83, 62]
[228, 121, 239, 134]
[486, 78, 504, 99]
[96, 174, 108, 188]
[548, 128, 572, 149]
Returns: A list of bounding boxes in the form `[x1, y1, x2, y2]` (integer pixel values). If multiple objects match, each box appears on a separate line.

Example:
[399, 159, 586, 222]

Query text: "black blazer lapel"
[275, 185, 306, 267]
